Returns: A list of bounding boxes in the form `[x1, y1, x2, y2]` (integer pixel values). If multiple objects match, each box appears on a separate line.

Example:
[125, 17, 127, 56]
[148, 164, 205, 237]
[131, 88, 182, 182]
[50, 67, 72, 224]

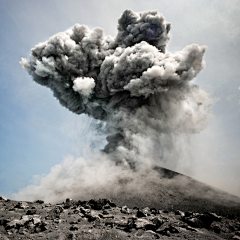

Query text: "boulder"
[134, 218, 151, 229]
[26, 209, 37, 215]
[115, 219, 129, 231]
[198, 212, 222, 228]
[5, 219, 21, 230]
[232, 236, 240, 240]
[155, 222, 180, 235]
[141, 230, 160, 239]
[175, 210, 185, 217]
[142, 207, 151, 216]
[0, 218, 10, 226]
[87, 199, 103, 210]
[102, 210, 109, 215]
[136, 210, 147, 218]
[150, 208, 157, 215]
[70, 225, 78, 231]
[185, 211, 193, 217]
[35, 200, 44, 204]
[103, 203, 111, 209]
[14, 202, 29, 209]
[0, 196, 7, 201]
[64, 198, 75, 209]
[32, 216, 41, 225]
[121, 206, 130, 214]
[101, 198, 116, 208]
[184, 217, 205, 228]
[80, 207, 91, 215]
[152, 217, 164, 229]
[162, 210, 169, 213]
[48, 206, 63, 219]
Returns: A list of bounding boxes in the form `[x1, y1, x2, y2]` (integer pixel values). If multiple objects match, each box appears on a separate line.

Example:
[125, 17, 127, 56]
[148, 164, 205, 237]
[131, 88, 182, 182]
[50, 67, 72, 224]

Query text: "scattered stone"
[136, 210, 147, 218]
[0, 197, 239, 239]
[150, 208, 157, 215]
[185, 211, 193, 217]
[32, 216, 41, 225]
[162, 210, 169, 213]
[152, 217, 164, 229]
[70, 225, 78, 231]
[103, 203, 111, 209]
[105, 219, 115, 228]
[69, 220, 78, 224]
[186, 226, 198, 232]
[103, 214, 114, 219]
[232, 236, 240, 240]
[102, 210, 109, 215]
[5, 219, 20, 230]
[48, 205, 64, 219]
[26, 209, 37, 215]
[0, 196, 7, 201]
[115, 219, 129, 231]
[141, 230, 160, 239]
[80, 207, 91, 215]
[54, 219, 62, 224]
[88, 199, 103, 210]
[142, 207, 151, 216]
[121, 206, 130, 214]
[14, 202, 29, 209]
[0, 218, 10, 226]
[35, 200, 44, 204]
[184, 216, 204, 228]
[18, 227, 28, 235]
[73, 209, 80, 214]
[236, 231, 240, 236]
[64, 198, 74, 209]
[175, 210, 185, 217]
[102, 198, 116, 208]
[134, 218, 151, 229]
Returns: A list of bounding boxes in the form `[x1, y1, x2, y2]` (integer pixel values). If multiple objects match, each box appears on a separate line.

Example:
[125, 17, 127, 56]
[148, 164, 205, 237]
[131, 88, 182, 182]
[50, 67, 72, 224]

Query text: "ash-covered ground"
[1, 195, 240, 240]
[1, 168, 240, 240]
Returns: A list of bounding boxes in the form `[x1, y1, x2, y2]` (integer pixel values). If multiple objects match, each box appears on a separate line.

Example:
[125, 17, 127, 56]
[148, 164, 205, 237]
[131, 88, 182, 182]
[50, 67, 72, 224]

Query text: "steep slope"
[99, 166, 240, 217]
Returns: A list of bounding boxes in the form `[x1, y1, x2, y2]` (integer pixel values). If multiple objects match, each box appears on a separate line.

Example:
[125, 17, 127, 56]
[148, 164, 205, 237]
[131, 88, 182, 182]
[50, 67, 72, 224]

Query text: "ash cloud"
[18, 9, 215, 202]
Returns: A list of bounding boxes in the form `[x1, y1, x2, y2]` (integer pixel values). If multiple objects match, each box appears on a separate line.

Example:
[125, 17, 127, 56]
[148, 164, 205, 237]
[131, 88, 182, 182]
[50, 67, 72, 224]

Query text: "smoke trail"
[17, 9, 215, 202]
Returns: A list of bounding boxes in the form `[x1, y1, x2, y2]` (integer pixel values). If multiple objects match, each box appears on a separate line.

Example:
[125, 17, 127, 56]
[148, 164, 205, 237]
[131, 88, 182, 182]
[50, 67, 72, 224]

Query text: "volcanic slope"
[94, 166, 240, 218]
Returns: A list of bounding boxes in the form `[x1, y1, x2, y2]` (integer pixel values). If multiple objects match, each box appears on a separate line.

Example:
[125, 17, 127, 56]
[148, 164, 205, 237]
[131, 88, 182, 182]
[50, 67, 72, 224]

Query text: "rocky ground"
[1, 196, 240, 240]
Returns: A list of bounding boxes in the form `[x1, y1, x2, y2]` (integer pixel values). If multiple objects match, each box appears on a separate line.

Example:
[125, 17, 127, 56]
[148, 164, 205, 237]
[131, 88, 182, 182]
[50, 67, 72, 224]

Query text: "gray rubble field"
[1, 196, 240, 240]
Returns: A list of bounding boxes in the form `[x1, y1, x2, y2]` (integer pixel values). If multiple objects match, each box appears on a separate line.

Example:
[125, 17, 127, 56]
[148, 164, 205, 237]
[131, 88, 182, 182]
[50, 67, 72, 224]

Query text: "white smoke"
[16, 9, 216, 203]
[73, 77, 95, 97]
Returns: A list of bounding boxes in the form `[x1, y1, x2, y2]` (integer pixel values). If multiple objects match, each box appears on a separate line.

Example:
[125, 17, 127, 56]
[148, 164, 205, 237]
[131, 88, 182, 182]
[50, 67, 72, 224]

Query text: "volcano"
[105, 166, 240, 218]
[1, 168, 240, 239]
[15, 8, 240, 239]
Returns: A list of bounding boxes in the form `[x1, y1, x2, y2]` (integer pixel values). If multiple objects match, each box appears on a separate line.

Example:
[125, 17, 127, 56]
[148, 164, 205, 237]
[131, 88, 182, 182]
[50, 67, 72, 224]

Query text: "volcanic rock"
[34, 200, 44, 204]
[136, 210, 147, 218]
[14, 202, 28, 209]
[26, 209, 37, 215]
[0, 196, 7, 201]
[0, 197, 240, 239]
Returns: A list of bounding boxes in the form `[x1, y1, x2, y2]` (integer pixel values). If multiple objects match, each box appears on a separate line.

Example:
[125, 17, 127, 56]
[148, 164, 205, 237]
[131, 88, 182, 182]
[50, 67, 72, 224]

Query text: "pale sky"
[0, 0, 240, 198]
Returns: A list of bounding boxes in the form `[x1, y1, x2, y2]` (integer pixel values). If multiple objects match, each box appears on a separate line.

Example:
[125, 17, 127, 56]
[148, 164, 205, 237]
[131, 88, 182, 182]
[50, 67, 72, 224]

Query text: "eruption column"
[20, 9, 213, 166]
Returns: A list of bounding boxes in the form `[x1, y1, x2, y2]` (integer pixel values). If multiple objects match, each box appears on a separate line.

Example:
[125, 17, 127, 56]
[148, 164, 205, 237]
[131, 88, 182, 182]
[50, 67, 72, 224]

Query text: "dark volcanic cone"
[87, 166, 240, 218]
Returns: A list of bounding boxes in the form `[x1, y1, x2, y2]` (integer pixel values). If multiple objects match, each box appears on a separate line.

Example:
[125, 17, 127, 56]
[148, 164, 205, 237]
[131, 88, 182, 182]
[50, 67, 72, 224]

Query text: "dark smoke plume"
[20, 9, 213, 166]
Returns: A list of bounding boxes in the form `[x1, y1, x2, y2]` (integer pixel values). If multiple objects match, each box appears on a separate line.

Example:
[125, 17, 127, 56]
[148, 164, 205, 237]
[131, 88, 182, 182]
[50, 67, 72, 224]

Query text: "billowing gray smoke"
[20, 9, 212, 166]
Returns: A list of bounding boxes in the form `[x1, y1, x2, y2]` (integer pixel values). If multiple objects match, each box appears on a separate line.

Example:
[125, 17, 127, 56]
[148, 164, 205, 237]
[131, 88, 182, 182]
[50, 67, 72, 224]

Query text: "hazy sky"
[0, 0, 240, 198]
